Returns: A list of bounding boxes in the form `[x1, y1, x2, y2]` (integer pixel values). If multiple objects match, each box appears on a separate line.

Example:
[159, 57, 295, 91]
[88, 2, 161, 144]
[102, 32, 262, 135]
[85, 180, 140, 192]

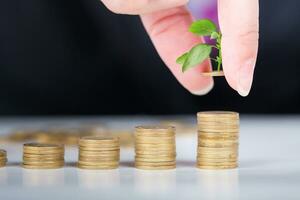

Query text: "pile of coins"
[0, 149, 7, 167]
[22, 143, 65, 169]
[78, 137, 120, 169]
[134, 126, 176, 170]
[197, 111, 239, 169]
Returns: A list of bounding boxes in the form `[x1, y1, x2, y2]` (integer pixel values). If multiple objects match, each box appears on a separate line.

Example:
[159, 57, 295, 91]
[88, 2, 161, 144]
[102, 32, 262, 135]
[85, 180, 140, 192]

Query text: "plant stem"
[216, 33, 222, 71]
[217, 60, 221, 71]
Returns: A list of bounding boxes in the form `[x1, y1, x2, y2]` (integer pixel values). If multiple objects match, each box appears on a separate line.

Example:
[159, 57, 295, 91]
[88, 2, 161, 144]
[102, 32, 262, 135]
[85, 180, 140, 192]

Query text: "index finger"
[140, 6, 214, 95]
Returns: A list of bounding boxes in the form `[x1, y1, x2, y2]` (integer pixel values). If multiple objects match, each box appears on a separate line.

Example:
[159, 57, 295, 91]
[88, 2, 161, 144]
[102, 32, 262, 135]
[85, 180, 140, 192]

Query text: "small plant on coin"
[176, 19, 222, 73]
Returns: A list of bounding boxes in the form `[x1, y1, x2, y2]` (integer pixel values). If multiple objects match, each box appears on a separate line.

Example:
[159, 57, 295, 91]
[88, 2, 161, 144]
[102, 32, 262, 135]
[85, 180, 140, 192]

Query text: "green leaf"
[210, 31, 219, 39]
[189, 19, 217, 36]
[182, 44, 212, 72]
[176, 52, 188, 65]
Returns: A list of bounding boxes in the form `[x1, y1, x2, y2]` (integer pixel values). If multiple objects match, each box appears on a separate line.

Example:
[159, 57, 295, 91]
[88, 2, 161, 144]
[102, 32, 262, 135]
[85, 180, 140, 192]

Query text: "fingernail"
[191, 80, 214, 96]
[237, 59, 255, 97]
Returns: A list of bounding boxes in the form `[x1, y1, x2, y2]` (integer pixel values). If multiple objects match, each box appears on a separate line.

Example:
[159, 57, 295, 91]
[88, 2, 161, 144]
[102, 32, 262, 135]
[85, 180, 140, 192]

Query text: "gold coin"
[79, 146, 119, 151]
[135, 125, 175, 132]
[22, 164, 64, 169]
[135, 126, 175, 137]
[135, 143, 174, 147]
[197, 151, 238, 156]
[23, 147, 64, 153]
[197, 124, 239, 130]
[197, 163, 238, 169]
[135, 154, 176, 158]
[135, 150, 176, 155]
[23, 143, 64, 150]
[23, 153, 64, 158]
[198, 132, 239, 137]
[135, 133, 175, 138]
[197, 152, 238, 157]
[79, 156, 119, 161]
[198, 137, 239, 143]
[135, 160, 176, 166]
[135, 148, 175, 153]
[198, 146, 238, 151]
[23, 159, 64, 163]
[79, 152, 119, 157]
[79, 144, 120, 149]
[198, 117, 238, 122]
[79, 153, 120, 159]
[78, 155, 120, 159]
[0, 149, 7, 156]
[197, 153, 238, 159]
[198, 120, 239, 125]
[135, 157, 175, 162]
[78, 160, 119, 165]
[135, 138, 175, 143]
[197, 118, 238, 123]
[77, 164, 118, 170]
[135, 135, 174, 139]
[197, 157, 237, 163]
[135, 165, 176, 170]
[198, 134, 239, 140]
[79, 136, 119, 143]
[79, 143, 120, 148]
[198, 129, 239, 134]
[79, 148, 119, 153]
[199, 142, 238, 148]
[23, 156, 64, 161]
[135, 143, 175, 148]
[134, 143, 175, 147]
[197, 111, 239, 118]
[22, 160, 64, 164]
[135, 146, 175, 150]
[79, 151, 119, 156]
[197, 161, 237, 167]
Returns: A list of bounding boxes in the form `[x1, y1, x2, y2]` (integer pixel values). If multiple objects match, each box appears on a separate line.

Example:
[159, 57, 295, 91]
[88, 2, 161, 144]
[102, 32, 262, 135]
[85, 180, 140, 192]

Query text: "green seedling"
[176, 19, 222, 73]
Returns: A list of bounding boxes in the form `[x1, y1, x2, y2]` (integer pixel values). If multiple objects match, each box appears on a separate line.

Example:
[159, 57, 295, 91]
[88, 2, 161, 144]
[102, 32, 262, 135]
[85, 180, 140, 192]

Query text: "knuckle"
[223, 24, 259, 43]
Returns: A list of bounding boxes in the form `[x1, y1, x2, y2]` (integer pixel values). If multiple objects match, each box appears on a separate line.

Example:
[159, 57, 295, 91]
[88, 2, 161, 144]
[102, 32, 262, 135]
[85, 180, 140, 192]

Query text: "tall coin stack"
[0, 149, 7, 167]
[22, 143, 65, 169]
[197, 111, 239, 169]
[135, 126, 176, 170]
[78, 137, 120, 169]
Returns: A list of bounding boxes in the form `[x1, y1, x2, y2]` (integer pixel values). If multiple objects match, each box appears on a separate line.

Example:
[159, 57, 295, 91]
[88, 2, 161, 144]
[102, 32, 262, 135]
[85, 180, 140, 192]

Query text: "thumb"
[140, 6, 214, 95]
[218, 0, 259, 96]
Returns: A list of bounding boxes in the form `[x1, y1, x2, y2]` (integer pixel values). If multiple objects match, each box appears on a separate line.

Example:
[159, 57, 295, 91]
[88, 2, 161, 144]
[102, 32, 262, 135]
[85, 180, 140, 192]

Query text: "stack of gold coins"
[0, 149, 7, 167]
[197, 111, 239, 169]
[78, 137, 120, 169]
[22, 143, 65, 169]
[135, 126, 176, 170]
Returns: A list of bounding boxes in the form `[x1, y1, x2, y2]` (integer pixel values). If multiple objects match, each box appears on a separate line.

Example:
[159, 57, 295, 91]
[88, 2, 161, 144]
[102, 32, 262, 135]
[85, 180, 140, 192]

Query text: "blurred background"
[1, 0, 300, 115]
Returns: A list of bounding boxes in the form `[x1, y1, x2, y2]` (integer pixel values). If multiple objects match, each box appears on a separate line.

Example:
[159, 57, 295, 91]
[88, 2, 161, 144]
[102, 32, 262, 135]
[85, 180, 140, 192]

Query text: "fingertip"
[222, 38, 257, 97]
[190, 78, 214, 96]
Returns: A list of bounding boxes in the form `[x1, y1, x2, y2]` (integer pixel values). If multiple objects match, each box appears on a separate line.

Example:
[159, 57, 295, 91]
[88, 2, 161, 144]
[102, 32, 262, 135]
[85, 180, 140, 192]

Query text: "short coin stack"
[0, 149, 7, 167]
[135, 126, 176, 170]
[197, 111, 239, 169]
[78, 137, 120, 169]
[22, 143, 65, 169]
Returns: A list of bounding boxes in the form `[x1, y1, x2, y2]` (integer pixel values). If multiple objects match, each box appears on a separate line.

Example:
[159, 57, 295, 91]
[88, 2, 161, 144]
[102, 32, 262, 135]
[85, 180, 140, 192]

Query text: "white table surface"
[0, 115, 299, 200]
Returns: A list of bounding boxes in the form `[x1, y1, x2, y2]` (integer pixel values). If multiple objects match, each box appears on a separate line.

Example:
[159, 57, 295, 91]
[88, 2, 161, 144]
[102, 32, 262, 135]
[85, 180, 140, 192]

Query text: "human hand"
[100, 0, 259, 96]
